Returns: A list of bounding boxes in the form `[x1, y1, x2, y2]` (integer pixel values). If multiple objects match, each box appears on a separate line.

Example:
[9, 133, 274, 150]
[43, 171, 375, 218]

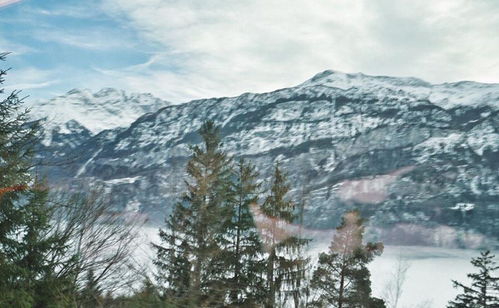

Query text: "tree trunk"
[231, 199, 243, 303]
[338, 265, 345, 308]
[266, 250, 276, 308]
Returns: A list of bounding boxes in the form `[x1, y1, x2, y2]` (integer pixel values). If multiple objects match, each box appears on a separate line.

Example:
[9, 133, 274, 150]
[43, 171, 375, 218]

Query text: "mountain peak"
[303, 69, 430, 89]
[308, 69, 343, 81]
[66, 88, 92, 96]
[95, 87, 122, 97]
[29, 88, 171, 137]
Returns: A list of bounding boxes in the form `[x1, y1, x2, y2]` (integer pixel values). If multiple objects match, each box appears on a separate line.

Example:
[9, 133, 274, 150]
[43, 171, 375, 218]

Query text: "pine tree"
[310, 211, 385, 308]
[155, 208, 192, 307]
[447, 250, 499, 308]
[154, 121, 234, 307]
[260, 164, 310, 308]
[0, 53, 75, 307]
[223, 159, 266, 306]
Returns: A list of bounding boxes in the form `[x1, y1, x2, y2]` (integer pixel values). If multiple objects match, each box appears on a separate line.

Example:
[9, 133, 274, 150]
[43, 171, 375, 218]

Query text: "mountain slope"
[39, 71, 499, 248]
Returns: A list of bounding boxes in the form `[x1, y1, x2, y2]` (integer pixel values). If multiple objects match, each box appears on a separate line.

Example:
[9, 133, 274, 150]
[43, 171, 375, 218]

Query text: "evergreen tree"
[447, 250, 499, 308]
[80, 269, 103, 307]
[260, 164, 310, 308]
[154, 121, 234, 307]
[0, 53, 76, 307]
[310, 211, 385, 308]
[223, 159, 266, 306]
[107, 278, 167, 308]
[155, 208, 192, 307]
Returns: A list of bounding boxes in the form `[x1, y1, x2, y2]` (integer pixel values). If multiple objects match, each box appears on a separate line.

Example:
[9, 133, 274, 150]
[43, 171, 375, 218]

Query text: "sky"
[1, 0, 498, 104]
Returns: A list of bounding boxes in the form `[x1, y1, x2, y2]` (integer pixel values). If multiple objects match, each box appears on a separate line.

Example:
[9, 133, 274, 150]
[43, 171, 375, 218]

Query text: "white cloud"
[5, 80, 59, 91]
[0, 37, 34, 55]
[93, 64, 221, 103]
[99, 0, 499, 102]
[33, 27, 133, 51]
[3, 66, 60, 91]
[23, 5, 98, 19]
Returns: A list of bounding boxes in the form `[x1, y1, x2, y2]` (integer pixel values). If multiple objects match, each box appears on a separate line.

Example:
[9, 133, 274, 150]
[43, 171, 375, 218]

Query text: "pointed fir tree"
[447, 250, 499, 308]
[310, 211, 385, 308]
[154, 121, 234, 307]
[260, 164, 310, 308]
[155, 206, 193, 307]
[222, 159, 266, 307]
[0, 53, 76, 307]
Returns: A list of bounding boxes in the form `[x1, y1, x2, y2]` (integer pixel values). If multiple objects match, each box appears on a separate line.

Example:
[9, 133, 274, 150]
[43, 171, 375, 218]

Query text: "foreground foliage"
[309, 211, 385, 308]
[153, 122, 382, 308]
[0, 53, 139, 307]
[0, 52, 76, 307]
[448, 250, 499, 308]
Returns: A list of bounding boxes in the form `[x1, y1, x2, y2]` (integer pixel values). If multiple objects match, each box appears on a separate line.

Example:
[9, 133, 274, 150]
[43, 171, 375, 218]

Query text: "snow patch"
[105, 176, 142, 185]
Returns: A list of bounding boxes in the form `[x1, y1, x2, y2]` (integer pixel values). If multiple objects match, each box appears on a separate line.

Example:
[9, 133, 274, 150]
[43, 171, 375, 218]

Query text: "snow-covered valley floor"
[368, 245, 477, 308]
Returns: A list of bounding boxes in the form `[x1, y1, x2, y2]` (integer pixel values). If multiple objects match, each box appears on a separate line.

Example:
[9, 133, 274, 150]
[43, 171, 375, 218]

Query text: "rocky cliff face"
[35, 71, 499, 248]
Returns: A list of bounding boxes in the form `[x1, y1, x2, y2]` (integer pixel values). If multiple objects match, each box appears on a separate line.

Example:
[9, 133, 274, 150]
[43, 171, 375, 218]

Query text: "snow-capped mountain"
[29, 88, 171, 147]
[38, 71, 499, 248]
[302, 70, 499, 111]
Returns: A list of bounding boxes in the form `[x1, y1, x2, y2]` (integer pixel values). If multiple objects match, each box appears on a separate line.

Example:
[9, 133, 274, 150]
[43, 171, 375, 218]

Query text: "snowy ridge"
[301, 70, 499, 110]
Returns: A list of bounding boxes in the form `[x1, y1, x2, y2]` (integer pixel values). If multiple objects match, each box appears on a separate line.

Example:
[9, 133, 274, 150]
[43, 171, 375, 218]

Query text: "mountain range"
[33, 70, 499, 248]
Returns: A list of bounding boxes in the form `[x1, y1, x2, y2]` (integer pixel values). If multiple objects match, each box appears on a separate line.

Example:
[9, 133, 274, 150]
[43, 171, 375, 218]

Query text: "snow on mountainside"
[38, 70, 499, 248]
[28, 88, 170, 146]
[301, 70, 499, 110]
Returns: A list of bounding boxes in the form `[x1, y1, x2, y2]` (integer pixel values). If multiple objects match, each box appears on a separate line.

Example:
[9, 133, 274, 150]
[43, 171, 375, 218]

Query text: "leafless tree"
[47, 186, 144, 297]
[382, 253, 410, 308]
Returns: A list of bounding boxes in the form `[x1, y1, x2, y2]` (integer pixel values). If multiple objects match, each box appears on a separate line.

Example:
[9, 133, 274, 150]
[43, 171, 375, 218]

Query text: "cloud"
[0, 37, 34, 55]
[362, 0, 499, 83]
[23, 5, 99, 19]
[99, 0, 499, 102]
[93, 64, 218, 103]
[5, 80, 59, 91]
[33, 27, 133, 51]
[3, 66, 60, 91]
